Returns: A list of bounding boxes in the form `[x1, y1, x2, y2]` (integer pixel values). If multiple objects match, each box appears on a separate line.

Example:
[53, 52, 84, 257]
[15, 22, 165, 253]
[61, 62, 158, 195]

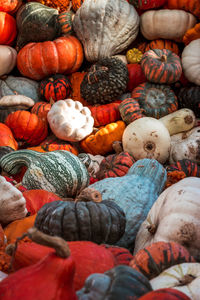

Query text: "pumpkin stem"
[49, 97, 55, 106]
[112, 141, 123, 154]
[75, 187, 102, 203]
[160, 55, 167, 63]
[147, 224, 157, 234]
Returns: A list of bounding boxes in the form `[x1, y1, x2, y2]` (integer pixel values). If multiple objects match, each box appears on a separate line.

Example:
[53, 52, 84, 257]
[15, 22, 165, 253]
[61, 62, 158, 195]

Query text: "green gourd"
[0, 150, 89, 198]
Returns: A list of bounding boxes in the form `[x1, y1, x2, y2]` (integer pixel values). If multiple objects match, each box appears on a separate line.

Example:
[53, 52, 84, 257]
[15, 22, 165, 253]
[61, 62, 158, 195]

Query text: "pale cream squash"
[0, 45, 17, 76]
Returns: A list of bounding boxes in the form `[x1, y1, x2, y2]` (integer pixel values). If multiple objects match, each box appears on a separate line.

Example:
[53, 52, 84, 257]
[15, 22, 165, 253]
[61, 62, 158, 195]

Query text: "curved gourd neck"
[0, 150, 40, 175]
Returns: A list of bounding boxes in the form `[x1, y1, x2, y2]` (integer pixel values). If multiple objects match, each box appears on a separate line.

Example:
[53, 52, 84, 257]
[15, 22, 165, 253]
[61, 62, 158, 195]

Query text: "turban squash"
[17, 36, 84, 80]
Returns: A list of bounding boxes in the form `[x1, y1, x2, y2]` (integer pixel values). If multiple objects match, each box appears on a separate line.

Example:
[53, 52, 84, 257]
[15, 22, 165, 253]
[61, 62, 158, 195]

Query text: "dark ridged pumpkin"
[166, 159, 200, 177]
[138, 39, 180, 55]
[130, 241, 195, 280]
[35, 200, 126, 244]
[39, 74, 71, 102]
[88, 101, 121, 127]
[141, 49, 182, 84]
[96, 152, 136, 180]
[131, 82, 178, 119]
[77, 265, 152, 300]
[72, 0, 84, 11]
[119, 97, 143, 125]
[139, 288, 191, 300]
[16, 3, 59, 50]
[80, 57, 129, 105]
[178, 86, 200, 118]
[31, 102, 52, 122]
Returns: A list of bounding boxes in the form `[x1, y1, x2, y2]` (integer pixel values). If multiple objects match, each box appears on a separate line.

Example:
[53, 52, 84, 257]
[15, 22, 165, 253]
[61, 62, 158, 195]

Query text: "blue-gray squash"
[0, 150, 89, 198]
[90, 158, 167, 250]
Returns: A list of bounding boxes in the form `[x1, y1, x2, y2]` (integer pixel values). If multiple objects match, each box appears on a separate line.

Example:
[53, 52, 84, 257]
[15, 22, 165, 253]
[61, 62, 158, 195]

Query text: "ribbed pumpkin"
[17, 36, 84, 81]
[166, 159, 200, 178]
[138, 39, 180, 56]
[57, 11, 73, 36]
[138, 288, 191, 300]
[88, 102, 121, 127]
[119, 97, 144, 125]
[183, 23, 200, 45]
[0, 12, 16, 45]
[126, 63, 146, 92]
[96, 152, 136, 180]
[141, 49, 182, 84]
[27, 0, 71, 12]
[0, 123, 18, 150]
[131, 82, 178, 119]
[80, 58, 129, 105]
[167, 0, 200, 18]
[35, 199, 126, 244]
[80, 121, 126, 156]
[39, 74, 71, 102]
[5, 111, 48, 147]
[178, 86, 200, 118]
[31, 102, 51, 122]
[130, 241, 195, 280]
[72, 0, 84, 11]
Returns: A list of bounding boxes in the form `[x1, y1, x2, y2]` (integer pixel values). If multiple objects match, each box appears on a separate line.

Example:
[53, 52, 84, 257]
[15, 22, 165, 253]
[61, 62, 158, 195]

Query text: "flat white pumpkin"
[182, 39, 200, 86]
[0, 45, 17, 76]
[47, 99, 94, 142]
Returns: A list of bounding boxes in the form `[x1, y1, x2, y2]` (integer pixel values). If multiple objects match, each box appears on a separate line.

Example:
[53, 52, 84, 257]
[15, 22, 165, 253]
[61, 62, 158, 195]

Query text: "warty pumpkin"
[5, 111, 48, 147]
[73, 0, 140, 62]
[183, 23, 200, 45]
[80, 121, 126, 156]
[134, 177, 200, 261]
[17, 36, 84, 81]
[181, 39, 200, 86]
[167, 0, 200, 19]
[141, 49, 182, 84]
[140, 9, 197, 42]
[0, 150, 89, 198]
[0, 12, 17, 45]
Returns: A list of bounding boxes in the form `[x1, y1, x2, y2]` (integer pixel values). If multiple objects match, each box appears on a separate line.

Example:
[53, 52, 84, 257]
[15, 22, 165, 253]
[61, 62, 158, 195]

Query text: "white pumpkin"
[0, 45, 17, 76]
[0, 176, 27, 224]
[0, 94, 35, 108]
[47, 99, 94, 142]
[122, 117, 171, 164]
[134, 177, 200, 261]
[169, 127, 200, 164]
[151, 262, 200, 300]
[140, 9, 197, 42]
[182, 39, 200, 86]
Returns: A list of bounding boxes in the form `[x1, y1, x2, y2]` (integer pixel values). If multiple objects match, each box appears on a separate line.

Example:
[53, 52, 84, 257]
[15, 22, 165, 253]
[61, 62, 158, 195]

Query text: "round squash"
[0, 46, 17, 76]
[0, 12, 17, 45]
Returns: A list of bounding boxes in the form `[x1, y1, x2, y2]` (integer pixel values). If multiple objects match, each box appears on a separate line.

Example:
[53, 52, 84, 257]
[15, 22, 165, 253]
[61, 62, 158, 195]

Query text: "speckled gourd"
[90, 158, 167, 250]
[0, 150, 89, 198]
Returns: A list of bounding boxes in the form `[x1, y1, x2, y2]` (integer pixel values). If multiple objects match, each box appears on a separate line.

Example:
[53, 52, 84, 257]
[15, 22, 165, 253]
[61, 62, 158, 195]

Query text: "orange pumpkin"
[72, 0, 84, 11]
[0, 12, 17, 45]
[167, 0, 200, 18]
[31, 102, 52, 122]
[17, 36, 84, 80]
[80, 121, 126, 155]
[183, 23, 200, 45]
[69, 71, 88, 106]
[27, 0, 71, 12]
[0, 123, 18, 150]
[138, 39, 180, 56]
[0, 0, 22, 13]
[5, 111, 48, 147]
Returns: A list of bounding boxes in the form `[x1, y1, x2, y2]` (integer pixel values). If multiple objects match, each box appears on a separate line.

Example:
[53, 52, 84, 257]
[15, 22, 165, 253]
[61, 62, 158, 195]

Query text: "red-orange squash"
[167, 0, 200, 18]
[88, 102, 121, 127]
[0, 12, 17, 45]
[31, 102, 52, 122]
[17, 36, 84, 80]
[0, 0, 22, 13]
[0, 123, 18, 150]
[138, 39, 180, 56]
[5, 111, 48, 147]
[72, 0, 84, 11]
[139, 288, 191, 299]
[183, 23, 200, 45]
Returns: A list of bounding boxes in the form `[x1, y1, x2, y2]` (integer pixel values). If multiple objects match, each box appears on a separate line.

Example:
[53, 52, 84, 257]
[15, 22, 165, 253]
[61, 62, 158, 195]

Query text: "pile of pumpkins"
[0, 0, 200, 299]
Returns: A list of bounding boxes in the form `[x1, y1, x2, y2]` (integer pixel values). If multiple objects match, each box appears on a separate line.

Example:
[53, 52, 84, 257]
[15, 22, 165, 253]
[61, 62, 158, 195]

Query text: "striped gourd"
[119, 97, 143, 125]
[0, 150, 89, 198]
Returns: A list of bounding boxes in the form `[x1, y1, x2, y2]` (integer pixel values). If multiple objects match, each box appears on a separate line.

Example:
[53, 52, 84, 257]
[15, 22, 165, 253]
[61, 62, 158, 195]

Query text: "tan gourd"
[47, 99, 94, 142]
[182, 39, 200, 86]
[134, 177, 200, 261]
[0, 45, 17, 76]
[0, 94, 35, 108]
[122, 117, 171, 164]
[159, 108, 196, 136]
[140, 9, 197, 42]
[0, 176, 27, 224]
[169, 127, 200, 164]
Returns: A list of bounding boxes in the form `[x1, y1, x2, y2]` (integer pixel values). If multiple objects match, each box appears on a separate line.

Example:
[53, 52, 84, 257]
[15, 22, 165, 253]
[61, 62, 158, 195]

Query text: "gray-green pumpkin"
[90, 158, 167, 250]
[0, 150, 89, 198]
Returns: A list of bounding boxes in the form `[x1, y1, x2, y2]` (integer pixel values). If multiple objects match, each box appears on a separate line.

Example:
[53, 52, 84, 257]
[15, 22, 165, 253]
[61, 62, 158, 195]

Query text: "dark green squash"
[35, 199, 126, 245]
[80, 57, 129, 105]
[77, 265, 152, 299]
[178, 86, 200, 118]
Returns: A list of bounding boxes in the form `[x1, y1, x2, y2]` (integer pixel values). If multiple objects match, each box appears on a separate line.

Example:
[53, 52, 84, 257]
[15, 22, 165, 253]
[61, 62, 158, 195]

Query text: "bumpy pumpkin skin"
[73, 0, 140, 62]
[141, 49, 182, 84]
[131, 82, 178, 119]
[35, 200, 126, 245]
[90, 159, 167, 250]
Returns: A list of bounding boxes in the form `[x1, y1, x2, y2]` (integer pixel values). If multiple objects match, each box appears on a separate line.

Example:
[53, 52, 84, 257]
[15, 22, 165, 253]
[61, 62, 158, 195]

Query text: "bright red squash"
[138, 288, 191, 299]
[23, 190, 62, 215]
[126, 63, 146, 92]
[167, 0, 200, 18]
[5, 111, 48, 147]
[0, 12, 16, 45]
